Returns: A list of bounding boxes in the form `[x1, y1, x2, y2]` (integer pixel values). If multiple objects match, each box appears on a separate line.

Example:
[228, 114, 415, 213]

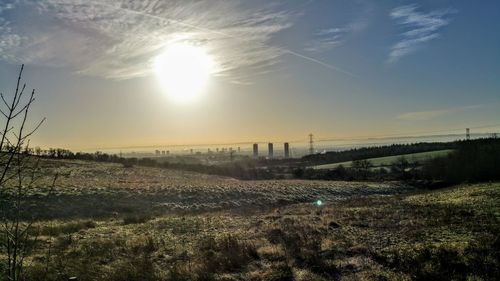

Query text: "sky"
[0, 0, 499, 151]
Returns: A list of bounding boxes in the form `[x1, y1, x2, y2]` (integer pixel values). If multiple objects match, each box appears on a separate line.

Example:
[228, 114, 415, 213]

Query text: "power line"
[309, 133, 314, 154]
[80, 123, 500, 151]
[315, 123, 500, 143]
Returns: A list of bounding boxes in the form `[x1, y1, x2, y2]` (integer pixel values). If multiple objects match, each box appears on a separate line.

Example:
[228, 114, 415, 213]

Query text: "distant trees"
[420, 139, 500, 183]
[390, 157, 410, 179]
[303, 142, 456, 166]
[294, 138, 500, 184]
[22, 133, 500, 183]
[352, 159, 372, 179]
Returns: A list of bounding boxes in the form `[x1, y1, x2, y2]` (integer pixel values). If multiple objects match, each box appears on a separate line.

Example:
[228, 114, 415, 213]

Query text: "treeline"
[292, 158, 412, 182]
[302, 142, 457, 166]
[296, 138, 500, 185]
[421, 138, 500, 183]
[15, 147, 123, 162]
[31, 138, 500, 183]
[28, 148, 277, 180]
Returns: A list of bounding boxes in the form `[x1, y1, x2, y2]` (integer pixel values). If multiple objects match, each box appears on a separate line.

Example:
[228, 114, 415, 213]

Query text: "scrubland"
[9, 159, 410, 219]
[1, 159, 499, 280]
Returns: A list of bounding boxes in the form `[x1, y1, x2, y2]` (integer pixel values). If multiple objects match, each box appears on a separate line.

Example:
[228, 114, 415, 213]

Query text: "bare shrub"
[38, 220, 96, 236]
[122, 213, 151, 225]
[261, 262, 294, 281]
[0, 65, 46, 281]
[267, 220, 338, 277]
[198, 234, 258, 273]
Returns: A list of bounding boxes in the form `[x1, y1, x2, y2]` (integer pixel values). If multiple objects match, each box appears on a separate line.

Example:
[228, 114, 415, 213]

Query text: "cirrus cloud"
[0, 0, 295, 81]
[397, 105, 482, 121]
[388, 4, 455, 63]
[305, 21, 367, 53]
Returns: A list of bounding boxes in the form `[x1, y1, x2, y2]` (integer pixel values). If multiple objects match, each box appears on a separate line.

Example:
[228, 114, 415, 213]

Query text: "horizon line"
[47, 130, 500, 152]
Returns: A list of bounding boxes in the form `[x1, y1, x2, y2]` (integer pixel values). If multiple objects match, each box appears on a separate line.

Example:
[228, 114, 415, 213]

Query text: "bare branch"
[11, 97, 35, 119]
[13, 65, 24, 106]
[13, 84, 27, 110]
[0, 108, 8, 118]
[0, 93, 11, 109]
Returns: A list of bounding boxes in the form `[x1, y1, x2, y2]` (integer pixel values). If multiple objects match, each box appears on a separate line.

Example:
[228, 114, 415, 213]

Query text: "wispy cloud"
[305, 21, 366, 53]
[0, 0, 295, 80]
[0, 1, 22, 62]
[397, 105, 481, 121]
[305, 27, 347, 53]
[305, 1, 372, 54]
[388, 4, 454, 63]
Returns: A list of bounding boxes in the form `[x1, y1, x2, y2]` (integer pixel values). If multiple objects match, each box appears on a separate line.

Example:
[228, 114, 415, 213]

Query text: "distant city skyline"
[83, 132, 499, 157]
[0, 0, 499, 150]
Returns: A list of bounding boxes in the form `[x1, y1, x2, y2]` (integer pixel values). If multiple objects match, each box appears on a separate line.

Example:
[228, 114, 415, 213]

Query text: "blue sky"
[0, 0, 499, 150]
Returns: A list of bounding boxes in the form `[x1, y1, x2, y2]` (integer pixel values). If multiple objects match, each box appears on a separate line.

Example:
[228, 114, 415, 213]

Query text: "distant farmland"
[312, 149, 454, 170]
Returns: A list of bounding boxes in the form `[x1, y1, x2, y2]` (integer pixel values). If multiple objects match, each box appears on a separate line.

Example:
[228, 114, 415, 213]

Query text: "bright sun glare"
[154, 43, 214, 103]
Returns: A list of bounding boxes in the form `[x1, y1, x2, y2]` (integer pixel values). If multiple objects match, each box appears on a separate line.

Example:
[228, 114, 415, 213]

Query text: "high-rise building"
[253, 144, 258, 158]
[268, 143, 274, 158]
[284, 142, 290, 158]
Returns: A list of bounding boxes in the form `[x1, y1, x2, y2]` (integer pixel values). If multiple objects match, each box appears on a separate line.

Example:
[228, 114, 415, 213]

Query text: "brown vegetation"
[2, 157, 498, 280]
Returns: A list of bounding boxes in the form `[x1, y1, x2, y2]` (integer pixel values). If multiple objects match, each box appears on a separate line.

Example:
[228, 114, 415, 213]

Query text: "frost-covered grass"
[4, 159, 498, 280]
[9, 159, 412, 219]
[19, 181, 499, 281]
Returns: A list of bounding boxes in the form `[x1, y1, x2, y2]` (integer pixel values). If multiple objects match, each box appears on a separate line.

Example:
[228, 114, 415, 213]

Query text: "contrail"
[98, 2, 355, 77]
[281, 49, 356, 77]
[99, 2, 233, 38]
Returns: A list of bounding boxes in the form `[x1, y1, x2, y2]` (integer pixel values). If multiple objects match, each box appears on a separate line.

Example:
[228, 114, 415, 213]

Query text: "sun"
[154, 43, 214, 103]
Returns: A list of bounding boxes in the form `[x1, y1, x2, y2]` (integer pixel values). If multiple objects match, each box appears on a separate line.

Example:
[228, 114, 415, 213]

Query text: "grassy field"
[313, 149, 454, 170]
[3, 159, 411, 219]
[1, 159, 499, 281]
